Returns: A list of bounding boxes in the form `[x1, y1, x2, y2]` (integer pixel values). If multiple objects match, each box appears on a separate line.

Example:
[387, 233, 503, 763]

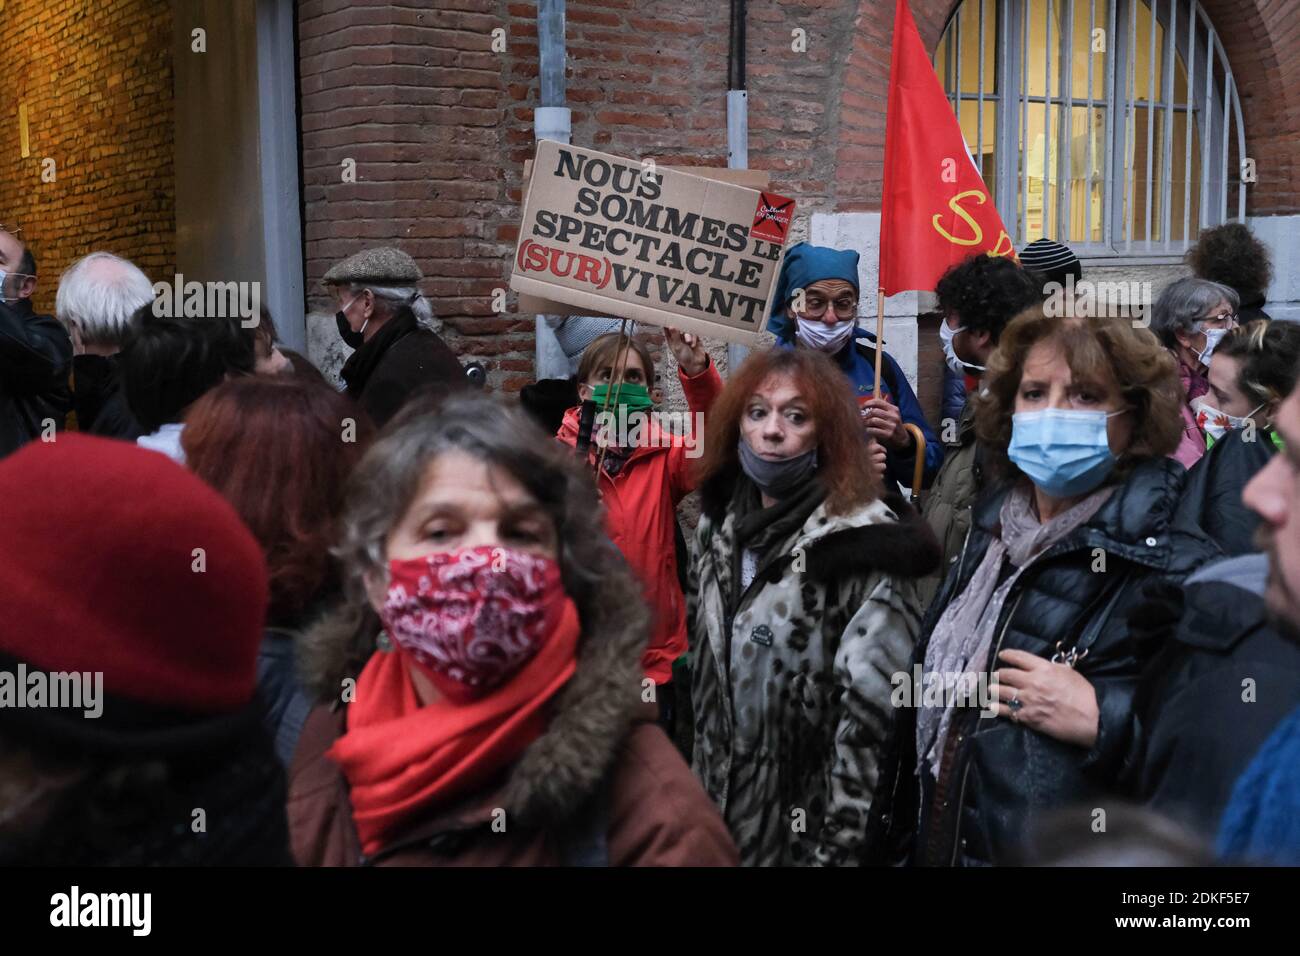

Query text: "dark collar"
[1177, 581, 1269, 652]
[340, 307, 418, 390]
[801, 491, 942, 581]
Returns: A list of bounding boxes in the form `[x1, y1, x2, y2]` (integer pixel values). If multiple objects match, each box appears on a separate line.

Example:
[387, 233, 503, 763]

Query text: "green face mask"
[590, 381, 654, 415]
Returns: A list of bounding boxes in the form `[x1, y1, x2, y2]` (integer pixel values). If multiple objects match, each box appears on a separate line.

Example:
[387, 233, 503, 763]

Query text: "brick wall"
[1201, 0, 1300, 215]
[298, 0, 528, 389]
[0, 0, 175, 316]
[846, 0, 1300, 215]
[298, 0, 1299, 391]
[299, 0, 869, 392]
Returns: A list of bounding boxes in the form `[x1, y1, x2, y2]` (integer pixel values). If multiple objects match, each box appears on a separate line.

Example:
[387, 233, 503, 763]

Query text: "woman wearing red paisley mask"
[287, 392, 737, 867]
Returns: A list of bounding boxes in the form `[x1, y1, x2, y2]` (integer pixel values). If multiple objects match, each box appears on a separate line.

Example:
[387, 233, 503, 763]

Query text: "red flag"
[879, 0, 1016, 296]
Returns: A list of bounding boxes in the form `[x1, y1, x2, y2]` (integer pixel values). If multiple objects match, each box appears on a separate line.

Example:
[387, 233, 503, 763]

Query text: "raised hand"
[664, 327, 709, 377]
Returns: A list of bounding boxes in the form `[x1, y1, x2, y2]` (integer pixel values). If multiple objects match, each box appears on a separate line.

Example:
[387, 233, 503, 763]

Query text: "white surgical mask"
[795, 316, 855, 354]
[1194, 398, 1265, 444]
[1196, 327, 1229, 367]
[938, 320, 985, 374]
[0, 270, 24, 304]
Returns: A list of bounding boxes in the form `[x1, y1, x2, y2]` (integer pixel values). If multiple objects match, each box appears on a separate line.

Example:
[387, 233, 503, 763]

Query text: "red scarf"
[328, 599, 580, 855]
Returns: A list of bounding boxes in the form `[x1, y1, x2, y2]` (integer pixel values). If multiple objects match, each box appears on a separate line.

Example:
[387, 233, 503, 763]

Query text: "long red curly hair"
[696, 347, 881, 518]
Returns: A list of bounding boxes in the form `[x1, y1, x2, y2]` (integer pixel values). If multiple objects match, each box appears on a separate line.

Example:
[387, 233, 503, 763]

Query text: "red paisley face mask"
[378, 546, 566, 704]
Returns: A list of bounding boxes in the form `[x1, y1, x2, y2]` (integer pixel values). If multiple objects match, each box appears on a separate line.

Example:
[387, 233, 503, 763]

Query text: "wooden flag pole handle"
[904, 423, 926, 505]
[874, 288, 885, 399]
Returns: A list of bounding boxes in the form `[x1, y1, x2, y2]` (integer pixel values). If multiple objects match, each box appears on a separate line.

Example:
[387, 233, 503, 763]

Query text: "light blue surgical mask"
[1008, 407, 1128, 498]
[1196, 326, 1229, 367]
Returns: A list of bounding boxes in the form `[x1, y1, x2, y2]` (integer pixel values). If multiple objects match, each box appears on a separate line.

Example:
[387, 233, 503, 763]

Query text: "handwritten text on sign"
[510, 141, 795, 345]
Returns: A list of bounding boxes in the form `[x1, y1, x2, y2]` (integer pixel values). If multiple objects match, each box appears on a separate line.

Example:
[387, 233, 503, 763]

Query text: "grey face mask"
[737, 439, 818, 499]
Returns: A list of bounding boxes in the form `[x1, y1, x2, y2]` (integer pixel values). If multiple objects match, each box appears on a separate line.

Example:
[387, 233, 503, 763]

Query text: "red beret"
[0, 434, 268, 714]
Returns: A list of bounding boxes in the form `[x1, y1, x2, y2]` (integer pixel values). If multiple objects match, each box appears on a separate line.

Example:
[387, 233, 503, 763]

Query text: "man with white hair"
[0, 228, 72, 458]
[56, 251, 155, 440]
[324, 246, 466, 427]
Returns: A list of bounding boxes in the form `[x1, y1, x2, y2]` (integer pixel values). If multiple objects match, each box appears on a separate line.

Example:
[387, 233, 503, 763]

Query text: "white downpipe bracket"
[534, 106, 572, 145]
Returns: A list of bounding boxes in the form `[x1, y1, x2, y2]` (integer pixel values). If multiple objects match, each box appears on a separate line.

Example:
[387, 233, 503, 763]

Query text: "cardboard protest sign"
[517, 163, 771, 317]
[510, 140, 795, 346]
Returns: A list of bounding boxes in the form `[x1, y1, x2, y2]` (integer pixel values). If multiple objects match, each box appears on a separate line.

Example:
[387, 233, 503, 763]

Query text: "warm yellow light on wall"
[18, 102, 29, 158]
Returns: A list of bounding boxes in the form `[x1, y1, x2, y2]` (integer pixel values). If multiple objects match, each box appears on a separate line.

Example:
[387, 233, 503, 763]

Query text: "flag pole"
[874, 287, 885, 398]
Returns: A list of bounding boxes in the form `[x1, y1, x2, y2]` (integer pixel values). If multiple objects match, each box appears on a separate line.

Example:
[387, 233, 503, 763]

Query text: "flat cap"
[323, 246, 423, 285]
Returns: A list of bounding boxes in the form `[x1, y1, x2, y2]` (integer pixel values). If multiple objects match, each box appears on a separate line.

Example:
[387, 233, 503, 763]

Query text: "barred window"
[935, 0, 1247, 259]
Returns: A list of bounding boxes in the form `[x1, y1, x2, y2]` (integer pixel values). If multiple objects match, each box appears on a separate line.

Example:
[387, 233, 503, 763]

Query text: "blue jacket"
[773, 324, 943, 489]
[941, 363, 968, 426]
[1218, 703, 1300, 865]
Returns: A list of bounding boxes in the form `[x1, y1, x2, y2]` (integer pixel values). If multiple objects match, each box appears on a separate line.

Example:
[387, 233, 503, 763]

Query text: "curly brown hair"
[1186, 223, 1273, 304]
[697, 347, 881, 518]
[973, 307, 1185, 480]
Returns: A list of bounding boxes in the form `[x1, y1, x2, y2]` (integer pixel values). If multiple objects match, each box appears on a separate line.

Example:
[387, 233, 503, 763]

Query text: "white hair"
[55, 252, 154, 347]
[347, 281, 435, 330]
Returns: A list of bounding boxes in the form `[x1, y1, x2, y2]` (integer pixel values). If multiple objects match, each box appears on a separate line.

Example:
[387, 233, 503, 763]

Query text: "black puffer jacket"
[1175, 427, 1276, 556]
[870, 457, 1220, 866]
[0, 298, 72, 458]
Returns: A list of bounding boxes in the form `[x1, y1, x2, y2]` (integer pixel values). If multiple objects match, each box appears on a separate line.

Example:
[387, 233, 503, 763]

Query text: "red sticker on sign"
[750, 192, 795, 243]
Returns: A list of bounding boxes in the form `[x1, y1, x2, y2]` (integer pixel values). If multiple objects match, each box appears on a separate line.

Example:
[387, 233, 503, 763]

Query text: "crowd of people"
[0, 221, 1296, 867]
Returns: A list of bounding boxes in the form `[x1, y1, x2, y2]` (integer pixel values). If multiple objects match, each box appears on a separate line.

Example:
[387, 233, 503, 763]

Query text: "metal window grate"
[935, 0, 1246, 259]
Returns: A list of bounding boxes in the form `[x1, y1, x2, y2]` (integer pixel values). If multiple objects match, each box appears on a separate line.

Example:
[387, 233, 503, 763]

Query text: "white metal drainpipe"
[534, 0, 572, 380]
[727, 0, 750, 375]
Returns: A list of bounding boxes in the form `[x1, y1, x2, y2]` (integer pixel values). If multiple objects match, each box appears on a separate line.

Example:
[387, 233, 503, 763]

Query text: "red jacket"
[556, 362, 723, 685]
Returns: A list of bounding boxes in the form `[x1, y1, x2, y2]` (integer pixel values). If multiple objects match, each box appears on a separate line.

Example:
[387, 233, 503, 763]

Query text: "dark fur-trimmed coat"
[688, 490, 941, 866]
[286, 558, 738, 867]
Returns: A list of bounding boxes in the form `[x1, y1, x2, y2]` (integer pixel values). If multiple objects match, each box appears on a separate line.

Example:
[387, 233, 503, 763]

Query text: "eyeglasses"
[800, 296, 858, 319]
[1197, 311, 1238, 329]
